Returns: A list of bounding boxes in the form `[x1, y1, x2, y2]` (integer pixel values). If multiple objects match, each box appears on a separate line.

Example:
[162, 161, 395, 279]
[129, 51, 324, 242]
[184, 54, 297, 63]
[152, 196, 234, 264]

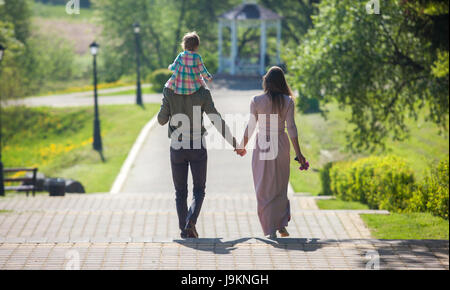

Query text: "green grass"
[98, 86, 158, 97]
[361, 213, 449, 240]
[32, 2, 95, 22]
[2, 104, 159, 193]
[289, 102, 449, 194]
[316, 198, 369, 210]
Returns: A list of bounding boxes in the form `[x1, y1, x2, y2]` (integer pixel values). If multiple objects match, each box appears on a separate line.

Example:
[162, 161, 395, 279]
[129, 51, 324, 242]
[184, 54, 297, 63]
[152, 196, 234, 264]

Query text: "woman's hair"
[182, 32, 200, 51]
[263, 66, 294, 114]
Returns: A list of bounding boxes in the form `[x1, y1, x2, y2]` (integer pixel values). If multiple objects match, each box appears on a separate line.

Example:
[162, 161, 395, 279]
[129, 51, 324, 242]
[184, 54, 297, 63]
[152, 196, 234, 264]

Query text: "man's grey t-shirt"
[158, 87, 236, 148]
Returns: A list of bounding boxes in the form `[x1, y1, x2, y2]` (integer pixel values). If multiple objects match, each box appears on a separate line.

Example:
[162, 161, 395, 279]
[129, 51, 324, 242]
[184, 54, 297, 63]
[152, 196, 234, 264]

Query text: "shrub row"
[147, 69, 173, 92]
[408, 159, 449, 219]
[321, 156, 449, 219]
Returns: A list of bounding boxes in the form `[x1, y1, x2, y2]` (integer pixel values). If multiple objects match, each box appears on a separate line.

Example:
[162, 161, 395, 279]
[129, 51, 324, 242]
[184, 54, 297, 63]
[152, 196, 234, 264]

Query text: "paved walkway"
[6, 85, 161, 108]
[0, 194, 447, 270]
[120, 82, 258, 194]
[0, 78, 448, 270]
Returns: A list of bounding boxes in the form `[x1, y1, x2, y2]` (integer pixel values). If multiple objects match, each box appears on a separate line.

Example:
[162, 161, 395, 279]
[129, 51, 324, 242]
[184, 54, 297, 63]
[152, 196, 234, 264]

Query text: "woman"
[238, 66, 308, 239]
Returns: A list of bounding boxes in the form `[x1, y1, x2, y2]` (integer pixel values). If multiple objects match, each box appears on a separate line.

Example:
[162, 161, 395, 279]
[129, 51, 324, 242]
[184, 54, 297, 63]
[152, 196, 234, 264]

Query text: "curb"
[110, 115, 159, 194]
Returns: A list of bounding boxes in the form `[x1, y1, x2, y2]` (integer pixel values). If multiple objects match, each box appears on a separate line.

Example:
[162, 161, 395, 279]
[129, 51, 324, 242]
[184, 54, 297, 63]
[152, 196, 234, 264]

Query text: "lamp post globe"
[89, 41, 103, 153]
[133, 22, 143, 106]
[133, 22, 141, 34]
[89, 41, 99, 56]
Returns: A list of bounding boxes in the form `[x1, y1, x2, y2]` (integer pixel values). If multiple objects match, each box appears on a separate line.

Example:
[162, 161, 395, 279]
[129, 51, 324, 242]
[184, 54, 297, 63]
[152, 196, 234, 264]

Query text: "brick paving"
[0, 194, 448, 270]
[0, 239, 447, 270]
[0, 194, 379, 242]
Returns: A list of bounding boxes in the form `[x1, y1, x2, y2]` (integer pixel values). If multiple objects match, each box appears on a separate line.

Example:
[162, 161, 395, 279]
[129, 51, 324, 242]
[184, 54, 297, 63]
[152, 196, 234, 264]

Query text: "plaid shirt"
[165, 51, 212, 95]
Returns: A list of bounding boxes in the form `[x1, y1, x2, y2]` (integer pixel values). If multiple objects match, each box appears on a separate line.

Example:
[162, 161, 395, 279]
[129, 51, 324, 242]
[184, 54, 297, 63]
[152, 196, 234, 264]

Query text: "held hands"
[234, 140, 247, 157]
[235, 148, 247, 157]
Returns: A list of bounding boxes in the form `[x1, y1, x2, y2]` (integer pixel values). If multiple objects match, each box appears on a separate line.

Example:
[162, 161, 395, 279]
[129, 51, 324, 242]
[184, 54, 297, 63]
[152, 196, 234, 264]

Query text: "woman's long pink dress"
[246, 94, 298, 236]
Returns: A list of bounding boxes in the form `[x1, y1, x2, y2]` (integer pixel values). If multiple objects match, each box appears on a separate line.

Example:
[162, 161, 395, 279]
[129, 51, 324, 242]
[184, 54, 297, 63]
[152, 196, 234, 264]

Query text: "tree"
[260, 0, 320, 46]
[287, 0, 449, 151]
[0, 0, 32, 100]
[93, 0, 241, 81]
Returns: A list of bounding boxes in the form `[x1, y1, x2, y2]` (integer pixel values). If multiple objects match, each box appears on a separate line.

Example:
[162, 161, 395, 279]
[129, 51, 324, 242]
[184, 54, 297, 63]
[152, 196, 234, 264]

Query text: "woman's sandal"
[278, 227, 290, 237]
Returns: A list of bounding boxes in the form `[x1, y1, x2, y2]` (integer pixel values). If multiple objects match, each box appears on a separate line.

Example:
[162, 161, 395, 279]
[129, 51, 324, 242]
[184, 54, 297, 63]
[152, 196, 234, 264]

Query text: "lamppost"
[133, 22, 143, 106]
[89, 41, 103, 154]
[0, 44, 5, 196]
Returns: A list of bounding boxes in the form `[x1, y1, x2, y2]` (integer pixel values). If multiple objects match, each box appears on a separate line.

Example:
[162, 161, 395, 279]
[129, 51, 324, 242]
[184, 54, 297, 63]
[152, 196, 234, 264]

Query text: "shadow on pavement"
[173, 237, 324, 255]
[360, 239, 449, 270]
[254, 237, 324, 252]
[174, 238, 252, 255]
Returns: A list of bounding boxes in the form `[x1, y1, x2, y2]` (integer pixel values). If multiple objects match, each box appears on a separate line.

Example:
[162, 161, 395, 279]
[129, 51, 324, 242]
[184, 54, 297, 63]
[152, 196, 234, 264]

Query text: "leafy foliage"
[319, 162, 333, 195]
[0, 0, 77, 98]
[298, 96, 321, 114]
[148, 69, 173, 93]
[287, 0, 449, 151]
[259, 0, 320, 47]
[92, 0, 319, 82]
[329, 155, 416, 212]
[35, 0, 91, 8]
[328, 155, 449, 219]
[408, 159, 449, 219]
[0, 0, 32, 99]
[92, 0, 241, 82]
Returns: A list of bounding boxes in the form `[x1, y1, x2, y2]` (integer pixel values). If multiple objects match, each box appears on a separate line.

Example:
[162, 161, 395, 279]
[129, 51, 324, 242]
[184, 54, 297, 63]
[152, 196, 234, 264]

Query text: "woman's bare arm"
[286, 99, 307, 166]
[290, 135, 307, 166]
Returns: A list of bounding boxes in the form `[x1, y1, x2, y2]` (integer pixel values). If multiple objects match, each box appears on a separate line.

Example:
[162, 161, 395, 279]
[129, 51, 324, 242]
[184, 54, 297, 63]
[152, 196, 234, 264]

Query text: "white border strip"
[110, 115, 159, 194]
[288, 183, 295, 197]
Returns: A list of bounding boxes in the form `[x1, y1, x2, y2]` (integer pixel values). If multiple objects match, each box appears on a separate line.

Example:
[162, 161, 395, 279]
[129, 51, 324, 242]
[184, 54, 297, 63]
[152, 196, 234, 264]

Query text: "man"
[158, 86, 243, 239]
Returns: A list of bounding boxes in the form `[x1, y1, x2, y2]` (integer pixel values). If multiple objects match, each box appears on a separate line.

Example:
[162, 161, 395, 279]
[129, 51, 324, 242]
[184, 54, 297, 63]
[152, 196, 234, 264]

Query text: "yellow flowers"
[55, 81, 132, 95]
[39, 137, 93, 160]
[81, 137, 93, 147]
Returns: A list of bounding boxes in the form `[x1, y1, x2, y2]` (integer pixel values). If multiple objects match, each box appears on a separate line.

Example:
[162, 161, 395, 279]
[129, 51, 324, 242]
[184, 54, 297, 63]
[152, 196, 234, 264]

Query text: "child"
[165, 32, 212, 95]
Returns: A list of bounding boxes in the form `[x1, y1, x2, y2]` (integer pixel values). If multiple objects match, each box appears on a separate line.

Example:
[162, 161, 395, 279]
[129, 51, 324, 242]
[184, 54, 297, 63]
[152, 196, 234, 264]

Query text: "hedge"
[325, 156, 449, 219]
[147, 69, 173, 92]
[407, 159, 449, 219]
[329, 155, 415, 212]
[320, 162, 333, 196]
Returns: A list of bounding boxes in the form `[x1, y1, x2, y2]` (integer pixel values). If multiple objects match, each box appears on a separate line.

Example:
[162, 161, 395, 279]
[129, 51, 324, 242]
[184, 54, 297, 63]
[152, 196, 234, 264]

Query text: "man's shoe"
[267, 231, 277, 240]
[192, 226, 199, 238]
[185, 224, 199, 239]
[180, 231, 188, 239]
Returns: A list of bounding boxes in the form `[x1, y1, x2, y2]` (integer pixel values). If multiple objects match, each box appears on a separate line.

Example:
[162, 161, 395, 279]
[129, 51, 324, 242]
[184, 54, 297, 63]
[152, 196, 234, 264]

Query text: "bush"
[319, 162, 333, 196]
[408, 159, 449, 219]
[298, 96, 321, 114]
[329, 155, 415, 212]
[147, 69, 173, 92]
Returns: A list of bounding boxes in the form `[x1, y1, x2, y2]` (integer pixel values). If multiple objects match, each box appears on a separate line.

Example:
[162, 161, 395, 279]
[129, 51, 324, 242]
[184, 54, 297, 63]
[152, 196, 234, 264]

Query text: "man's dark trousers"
[170, 141, 207, 233]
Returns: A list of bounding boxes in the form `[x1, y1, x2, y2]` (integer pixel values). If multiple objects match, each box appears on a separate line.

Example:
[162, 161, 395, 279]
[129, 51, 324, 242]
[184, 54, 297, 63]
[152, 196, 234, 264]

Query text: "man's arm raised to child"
[202, 89, 237, 149]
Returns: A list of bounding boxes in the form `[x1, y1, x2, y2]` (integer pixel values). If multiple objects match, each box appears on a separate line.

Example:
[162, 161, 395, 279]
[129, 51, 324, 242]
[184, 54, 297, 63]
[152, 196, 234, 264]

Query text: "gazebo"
[218, 0, 282, 76]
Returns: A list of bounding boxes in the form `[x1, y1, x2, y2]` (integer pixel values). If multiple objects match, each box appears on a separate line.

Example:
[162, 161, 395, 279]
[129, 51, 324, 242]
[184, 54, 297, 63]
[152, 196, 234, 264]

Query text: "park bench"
[2, 168, 38, 197]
